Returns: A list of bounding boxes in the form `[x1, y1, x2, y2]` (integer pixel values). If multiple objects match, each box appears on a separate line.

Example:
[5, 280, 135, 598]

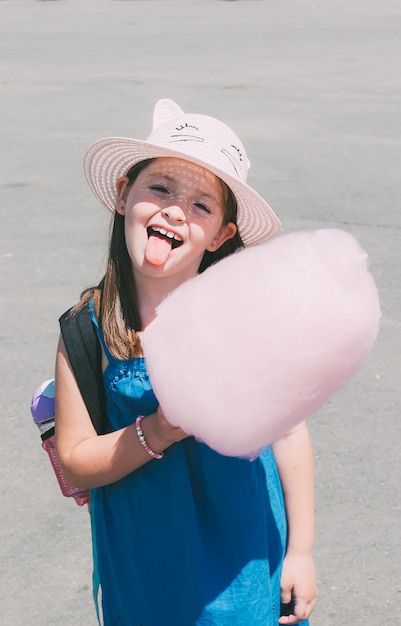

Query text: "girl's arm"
[55, 335, 186, 489]
[271, 421, 317, 624]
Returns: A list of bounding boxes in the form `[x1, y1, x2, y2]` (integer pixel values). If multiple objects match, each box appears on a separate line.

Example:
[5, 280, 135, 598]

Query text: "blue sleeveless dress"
[89, 304, 309, 626]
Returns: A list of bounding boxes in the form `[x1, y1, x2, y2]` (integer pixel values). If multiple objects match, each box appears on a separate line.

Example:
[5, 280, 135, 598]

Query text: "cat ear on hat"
[152, 99, 184, 130]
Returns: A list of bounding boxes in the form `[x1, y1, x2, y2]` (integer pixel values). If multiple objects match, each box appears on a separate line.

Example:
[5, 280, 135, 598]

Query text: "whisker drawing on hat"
[55, 99, 316, 625]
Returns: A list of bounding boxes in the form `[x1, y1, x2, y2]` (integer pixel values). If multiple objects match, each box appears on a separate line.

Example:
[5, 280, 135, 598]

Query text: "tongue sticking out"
[145, 234, 173, 266]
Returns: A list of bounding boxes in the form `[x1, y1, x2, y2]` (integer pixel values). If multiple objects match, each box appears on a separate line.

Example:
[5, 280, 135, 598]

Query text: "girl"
[55, 99, 316, 625]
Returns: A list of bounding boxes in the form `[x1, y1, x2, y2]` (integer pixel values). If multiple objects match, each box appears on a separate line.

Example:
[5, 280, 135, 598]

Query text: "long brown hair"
[76, 158, 244, 359]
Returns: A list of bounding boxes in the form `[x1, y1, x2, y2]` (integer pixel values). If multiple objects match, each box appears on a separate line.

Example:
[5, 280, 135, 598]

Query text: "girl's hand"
[278, 551, 316, 624]
[143, 406, 189, 450]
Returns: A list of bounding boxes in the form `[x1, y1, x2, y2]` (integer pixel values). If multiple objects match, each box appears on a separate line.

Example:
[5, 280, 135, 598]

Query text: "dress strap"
[89, 299, 116, 364]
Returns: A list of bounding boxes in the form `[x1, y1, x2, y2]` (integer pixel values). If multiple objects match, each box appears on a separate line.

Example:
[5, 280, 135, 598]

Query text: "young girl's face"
[116, 157, 236, 282]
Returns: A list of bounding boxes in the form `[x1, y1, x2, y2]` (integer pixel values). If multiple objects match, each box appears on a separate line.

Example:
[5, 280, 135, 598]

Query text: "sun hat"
[83, 99, 281, 246]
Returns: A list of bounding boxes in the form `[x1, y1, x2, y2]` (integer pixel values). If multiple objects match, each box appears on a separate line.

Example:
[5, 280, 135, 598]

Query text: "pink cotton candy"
[140, 229, 381, 458]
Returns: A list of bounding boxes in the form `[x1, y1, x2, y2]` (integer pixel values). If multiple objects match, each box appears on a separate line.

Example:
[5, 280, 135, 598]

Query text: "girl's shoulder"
[88, 297, 146, 374]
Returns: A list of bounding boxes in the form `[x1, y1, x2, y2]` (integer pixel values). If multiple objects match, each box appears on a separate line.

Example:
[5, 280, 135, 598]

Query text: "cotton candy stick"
[140, 229, 381, 458]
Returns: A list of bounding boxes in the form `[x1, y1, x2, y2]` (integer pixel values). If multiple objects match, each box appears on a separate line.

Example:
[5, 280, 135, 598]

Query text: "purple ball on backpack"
[31, 379, 55, 424]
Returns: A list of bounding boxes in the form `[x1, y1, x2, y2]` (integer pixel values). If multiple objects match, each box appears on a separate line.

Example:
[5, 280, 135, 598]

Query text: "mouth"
[147, 226, 183, 250]
[144, 225, 184, 266]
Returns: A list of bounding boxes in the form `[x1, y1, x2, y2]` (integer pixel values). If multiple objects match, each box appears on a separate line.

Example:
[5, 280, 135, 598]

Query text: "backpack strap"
[59, 302, 108, 435]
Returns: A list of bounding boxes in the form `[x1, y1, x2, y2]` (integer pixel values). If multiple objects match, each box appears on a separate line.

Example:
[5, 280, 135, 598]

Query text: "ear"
[207, 222, 237, 252]
[115, 176, 130, 214]
[153, 99, 185, 130]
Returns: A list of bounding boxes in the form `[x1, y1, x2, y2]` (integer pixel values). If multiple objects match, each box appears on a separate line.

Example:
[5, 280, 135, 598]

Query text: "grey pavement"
[0, 0, 400, 624]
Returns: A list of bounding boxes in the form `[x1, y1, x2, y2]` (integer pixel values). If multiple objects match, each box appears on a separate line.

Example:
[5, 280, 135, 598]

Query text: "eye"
[150, 184, 170, 194]
[192, 202, 211, 214]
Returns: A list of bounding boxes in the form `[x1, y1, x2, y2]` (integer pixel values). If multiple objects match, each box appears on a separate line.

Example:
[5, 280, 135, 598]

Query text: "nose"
[161, 203, 186, 222]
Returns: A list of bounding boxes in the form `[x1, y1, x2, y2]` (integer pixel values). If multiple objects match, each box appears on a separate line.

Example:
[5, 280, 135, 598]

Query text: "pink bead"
[135, 415, 164, 460]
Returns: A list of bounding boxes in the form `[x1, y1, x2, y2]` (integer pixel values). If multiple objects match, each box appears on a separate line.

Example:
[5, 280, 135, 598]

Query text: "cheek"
[190, 211, 224, 237]
[189, 222, 217, 246]
[124, 204, 145, 233]
[125, 209, 138, 228]
[123, 213, 144, 256]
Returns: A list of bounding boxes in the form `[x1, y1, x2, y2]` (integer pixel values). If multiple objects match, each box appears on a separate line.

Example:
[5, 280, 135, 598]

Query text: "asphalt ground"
[0, 1, 400, 624]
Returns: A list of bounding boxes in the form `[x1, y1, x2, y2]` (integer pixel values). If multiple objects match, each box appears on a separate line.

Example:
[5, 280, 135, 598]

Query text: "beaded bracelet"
[135, 415, 164, 460]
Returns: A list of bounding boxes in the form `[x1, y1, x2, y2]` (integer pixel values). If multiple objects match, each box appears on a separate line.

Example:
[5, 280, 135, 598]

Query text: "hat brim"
[84, 137, 281, 247]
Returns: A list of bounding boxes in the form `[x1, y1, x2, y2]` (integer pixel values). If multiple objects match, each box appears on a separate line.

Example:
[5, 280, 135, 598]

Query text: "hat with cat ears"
[84, 99, 281, 246]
